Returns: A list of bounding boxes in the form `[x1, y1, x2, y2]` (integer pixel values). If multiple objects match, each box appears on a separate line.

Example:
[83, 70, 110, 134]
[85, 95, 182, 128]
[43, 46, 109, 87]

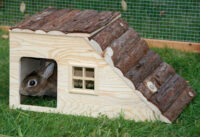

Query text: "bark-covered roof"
[11, 8, 120, 34]
[91, 15, 196, 122]
[11, 8, 196, 122]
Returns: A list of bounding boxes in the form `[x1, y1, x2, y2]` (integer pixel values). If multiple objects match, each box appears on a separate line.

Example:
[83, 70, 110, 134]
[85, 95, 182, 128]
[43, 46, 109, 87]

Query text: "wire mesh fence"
[0, 0, 199, 42]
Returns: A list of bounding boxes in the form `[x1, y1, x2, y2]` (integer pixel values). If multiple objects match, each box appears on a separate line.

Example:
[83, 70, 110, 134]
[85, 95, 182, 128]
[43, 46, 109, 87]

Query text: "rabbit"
[20, 62, 57, 97]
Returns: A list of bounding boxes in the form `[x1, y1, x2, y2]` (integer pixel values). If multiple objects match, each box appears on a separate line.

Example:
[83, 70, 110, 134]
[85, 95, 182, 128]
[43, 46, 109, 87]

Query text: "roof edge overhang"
[10, 14, 121, 38]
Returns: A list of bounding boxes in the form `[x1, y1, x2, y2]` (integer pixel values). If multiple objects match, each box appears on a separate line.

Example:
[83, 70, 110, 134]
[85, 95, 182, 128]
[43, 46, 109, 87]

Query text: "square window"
[71, 66, 96, 94]
[85, 68, 94, 78]
[73, 67, 83, 77]
[73, 79, 83, 89]
[85, 80, 94, 90]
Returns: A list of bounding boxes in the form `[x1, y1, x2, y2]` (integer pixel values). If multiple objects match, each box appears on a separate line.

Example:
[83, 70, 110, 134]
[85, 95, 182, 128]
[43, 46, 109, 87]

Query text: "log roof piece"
[11, 8, 121, 35]
[10, 8, 196, 123]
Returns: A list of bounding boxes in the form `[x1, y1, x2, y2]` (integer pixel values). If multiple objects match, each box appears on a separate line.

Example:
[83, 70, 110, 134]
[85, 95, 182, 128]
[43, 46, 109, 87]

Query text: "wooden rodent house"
[9, 8, 196, 123]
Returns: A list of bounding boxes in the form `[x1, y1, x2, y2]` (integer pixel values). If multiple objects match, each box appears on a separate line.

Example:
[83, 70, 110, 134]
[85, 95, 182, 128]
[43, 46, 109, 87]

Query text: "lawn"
[0, 29, 200, 137]
[0, 0, 200, 42]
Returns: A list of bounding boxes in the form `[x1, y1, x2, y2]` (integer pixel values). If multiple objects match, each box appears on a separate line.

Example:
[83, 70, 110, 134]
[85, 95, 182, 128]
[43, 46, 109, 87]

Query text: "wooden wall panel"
[9, 31, 160, 122]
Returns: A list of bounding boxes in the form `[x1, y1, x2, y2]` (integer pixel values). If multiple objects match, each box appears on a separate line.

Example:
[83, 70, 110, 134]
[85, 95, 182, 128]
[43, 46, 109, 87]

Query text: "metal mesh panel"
[0, 0, 199, 42]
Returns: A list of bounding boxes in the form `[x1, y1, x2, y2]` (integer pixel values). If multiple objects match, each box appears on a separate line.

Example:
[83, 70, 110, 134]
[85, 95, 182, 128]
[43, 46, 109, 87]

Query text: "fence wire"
[0, 0, 199, 42]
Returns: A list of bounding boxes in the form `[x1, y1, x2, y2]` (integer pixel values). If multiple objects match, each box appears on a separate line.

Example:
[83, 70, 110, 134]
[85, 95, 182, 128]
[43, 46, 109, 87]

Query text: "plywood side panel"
[10, 32, 133, 92]
[9, 59, 20, 107]
[10, 32, 159, 122]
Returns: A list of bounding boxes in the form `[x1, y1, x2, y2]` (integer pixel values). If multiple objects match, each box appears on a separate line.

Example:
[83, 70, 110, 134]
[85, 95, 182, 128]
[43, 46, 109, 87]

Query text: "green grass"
[0, 0, 200, 42]
[0, 29, 200, 136]
[21, 96, 57, 108]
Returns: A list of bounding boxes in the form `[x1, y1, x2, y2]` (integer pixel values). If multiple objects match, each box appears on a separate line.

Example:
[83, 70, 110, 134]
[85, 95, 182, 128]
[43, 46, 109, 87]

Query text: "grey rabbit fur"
[20, 62, 57, 97]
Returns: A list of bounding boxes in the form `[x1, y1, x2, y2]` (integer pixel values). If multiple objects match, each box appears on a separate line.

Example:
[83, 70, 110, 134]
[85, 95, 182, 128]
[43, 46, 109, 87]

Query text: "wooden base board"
[1, 26, 199, 53]
[0, 26, 10, 32]
[144, 38, 200, 53]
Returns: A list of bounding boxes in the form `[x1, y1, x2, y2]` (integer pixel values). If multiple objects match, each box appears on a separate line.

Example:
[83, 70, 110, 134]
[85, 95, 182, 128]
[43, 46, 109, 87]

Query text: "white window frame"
[69, 63, 97, 95]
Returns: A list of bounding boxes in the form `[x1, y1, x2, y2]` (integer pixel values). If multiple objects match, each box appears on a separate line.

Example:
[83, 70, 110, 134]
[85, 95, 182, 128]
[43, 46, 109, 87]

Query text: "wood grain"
[163, 86, 196, 121]
[92, 18, 128, 50]
[145, 38, 200, 53]
[11, 9, 120, 34]
[3, 29, 200, 54]
[40, 10, 80, 32]
[125, 50, 162, 88]
[111, 28, 140, 65]
[151, 74, 187, 113]
[9, 31, 161, 122]
[12, 8, 57, 29]
[138, 62, 176, 99]
[0, 26, 10, 31]
[27, 9, 72, 31]
[8, 8, 197, 123]
[101, 45, 171, 123]
[57, 10, 99, 33]
[81, 11, 120, 33]
[115, 39, 149, 74]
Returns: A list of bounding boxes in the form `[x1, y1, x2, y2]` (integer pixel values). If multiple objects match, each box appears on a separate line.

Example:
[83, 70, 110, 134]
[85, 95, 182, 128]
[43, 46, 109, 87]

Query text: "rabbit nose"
[29, 92, 35, 96]
[20, 90, 28, 96]
[28, 91, 39, 96]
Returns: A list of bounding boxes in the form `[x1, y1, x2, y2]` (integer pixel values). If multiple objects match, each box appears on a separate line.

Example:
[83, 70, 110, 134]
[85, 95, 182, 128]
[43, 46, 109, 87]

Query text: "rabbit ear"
[40, 59, 46, 68]
[41, 63, 55, 79]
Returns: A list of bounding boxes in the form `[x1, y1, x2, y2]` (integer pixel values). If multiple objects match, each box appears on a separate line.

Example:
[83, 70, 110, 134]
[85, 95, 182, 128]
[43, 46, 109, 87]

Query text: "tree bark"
[28, 9, 72, 31]
[92, 18, 128, 50]
[125, 50, 162, 88]
[163, 86, 196, 122]
[138, 62, 176, 99]
[115, 39, 149, 74]
[151, 74, 187, 112]
[12, 8, 57, 29]
[111, 28, 140, 65]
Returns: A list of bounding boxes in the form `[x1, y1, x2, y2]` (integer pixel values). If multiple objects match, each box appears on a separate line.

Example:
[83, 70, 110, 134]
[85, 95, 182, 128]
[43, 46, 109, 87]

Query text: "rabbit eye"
[27, 79, 37, 87]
